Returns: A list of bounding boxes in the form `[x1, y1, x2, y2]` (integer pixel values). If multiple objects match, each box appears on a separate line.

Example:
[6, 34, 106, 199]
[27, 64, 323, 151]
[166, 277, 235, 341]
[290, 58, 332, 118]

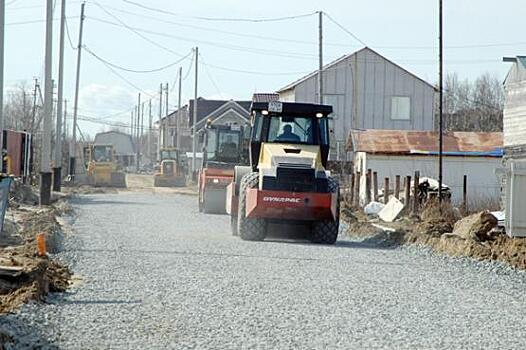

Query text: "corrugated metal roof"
[348, 129, 503, 157]
[252, 93, 279, 103]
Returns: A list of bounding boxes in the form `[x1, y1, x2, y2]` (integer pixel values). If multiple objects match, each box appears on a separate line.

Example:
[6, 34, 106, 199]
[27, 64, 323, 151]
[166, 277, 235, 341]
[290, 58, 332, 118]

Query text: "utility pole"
[40, 0, 53, 205]
[176, 66, 182, 150]
[0, 0, 5, 172]
[438, 0, 444, 204]
[69, 2, 85, 180]
[136, 93, 141, 172]
[148, 100, 152, 161]
[130, 109, 134, 138]
[63, 100, 67, 143]
[53, 0, 66, 192]
[141, 102, 144, 138]
[157, 83, 163, 160]
[318, 11, 323, 105]
[165, 83, 169, 146]
[192, 47, 198, 175]
[31, 79, 38, 132]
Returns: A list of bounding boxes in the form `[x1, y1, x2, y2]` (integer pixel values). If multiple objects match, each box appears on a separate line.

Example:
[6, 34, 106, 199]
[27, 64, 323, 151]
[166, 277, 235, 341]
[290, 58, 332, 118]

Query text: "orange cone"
[36, 233, 47, 257]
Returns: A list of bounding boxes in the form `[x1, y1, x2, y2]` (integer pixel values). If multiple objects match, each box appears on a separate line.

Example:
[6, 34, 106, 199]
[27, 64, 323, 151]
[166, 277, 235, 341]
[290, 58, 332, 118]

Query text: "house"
[503, 56, 526, 237]
[277, 47, 437, 160]
[159, 98, 252, 151]
[348, 129, 504, 206]
[94, 131, 135, 168]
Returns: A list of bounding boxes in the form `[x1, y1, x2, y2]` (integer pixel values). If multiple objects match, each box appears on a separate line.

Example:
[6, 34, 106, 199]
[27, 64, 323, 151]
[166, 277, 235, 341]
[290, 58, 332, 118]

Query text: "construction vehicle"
[198, 123, 248, 214]
[85, 144, 127, 187]
[227, 101, 340, 244]
[154, 148, 187, 187]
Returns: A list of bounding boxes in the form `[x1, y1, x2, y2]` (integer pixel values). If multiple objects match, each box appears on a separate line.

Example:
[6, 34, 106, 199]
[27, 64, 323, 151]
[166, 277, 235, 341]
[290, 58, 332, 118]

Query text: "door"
[506, 159, 526, 237]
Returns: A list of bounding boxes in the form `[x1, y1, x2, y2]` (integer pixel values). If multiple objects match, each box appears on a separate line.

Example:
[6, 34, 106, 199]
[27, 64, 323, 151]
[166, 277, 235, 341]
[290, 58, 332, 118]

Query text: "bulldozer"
[154, 148, 187, 187]
[227, 101, 340, 244]
[85, 144, 127, 187]
[198, 123, 248, 214]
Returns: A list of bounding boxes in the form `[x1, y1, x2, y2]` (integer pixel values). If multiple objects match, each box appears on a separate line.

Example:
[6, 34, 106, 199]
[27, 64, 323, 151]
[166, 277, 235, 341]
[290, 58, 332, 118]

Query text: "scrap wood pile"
[0, 180, 72, 314]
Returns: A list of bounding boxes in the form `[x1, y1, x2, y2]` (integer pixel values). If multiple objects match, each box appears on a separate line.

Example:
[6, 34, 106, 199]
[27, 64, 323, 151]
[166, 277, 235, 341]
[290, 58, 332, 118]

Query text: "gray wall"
[284, 48, 436, 158]
[504, 61, 526, 148]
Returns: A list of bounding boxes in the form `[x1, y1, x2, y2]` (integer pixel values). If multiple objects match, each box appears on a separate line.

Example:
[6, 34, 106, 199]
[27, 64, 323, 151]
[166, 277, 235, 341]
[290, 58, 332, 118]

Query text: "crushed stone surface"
[2, 192, 526, 349]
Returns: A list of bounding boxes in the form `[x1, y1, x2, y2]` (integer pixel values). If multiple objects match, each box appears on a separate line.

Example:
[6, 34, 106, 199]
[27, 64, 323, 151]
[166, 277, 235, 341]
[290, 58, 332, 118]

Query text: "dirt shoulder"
[0, 181, 72, 315]
[343, 203, 526, 271]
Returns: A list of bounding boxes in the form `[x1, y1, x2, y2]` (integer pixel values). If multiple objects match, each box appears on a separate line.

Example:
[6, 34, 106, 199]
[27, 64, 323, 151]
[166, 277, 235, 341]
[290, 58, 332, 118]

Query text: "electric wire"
[84, 45, 193, 73]
[122, 0, 317, 23]
[323, 12, 368, 47]
[87, 16, 318, 60]
[91, 1, 187, 58]
[199, 53, 224, 99]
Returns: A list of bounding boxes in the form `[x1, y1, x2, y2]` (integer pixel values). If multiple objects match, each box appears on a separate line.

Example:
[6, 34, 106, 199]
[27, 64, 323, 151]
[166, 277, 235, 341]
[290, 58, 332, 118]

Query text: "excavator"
[154, 148, 187, 187]
[227, 101, 340, 244]
[198, 123, 248, 214]
[85, 144, 126, 187]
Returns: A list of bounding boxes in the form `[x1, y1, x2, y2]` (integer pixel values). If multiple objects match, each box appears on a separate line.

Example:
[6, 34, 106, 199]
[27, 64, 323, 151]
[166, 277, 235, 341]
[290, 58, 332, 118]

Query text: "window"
[391, 96, 411, 120]
[268, 116, 315, 144]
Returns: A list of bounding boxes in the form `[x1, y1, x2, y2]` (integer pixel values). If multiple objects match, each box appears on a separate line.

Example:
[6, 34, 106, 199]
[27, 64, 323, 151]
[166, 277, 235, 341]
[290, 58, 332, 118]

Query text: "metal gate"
[506, 159, 526, 237]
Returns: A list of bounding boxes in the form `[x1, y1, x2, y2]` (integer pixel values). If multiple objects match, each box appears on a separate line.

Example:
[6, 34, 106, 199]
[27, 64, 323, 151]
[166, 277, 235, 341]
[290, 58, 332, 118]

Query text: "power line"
[199, 53, 223, 98]
[87, 16, 318, 60]
[122, 0, 317, 23]
[84, 45, 193, 73]
[6, 16, 79, 26]
[90, 1, 187, 58]
[323, 12, 368, 47]
[64, 16, 77, 50]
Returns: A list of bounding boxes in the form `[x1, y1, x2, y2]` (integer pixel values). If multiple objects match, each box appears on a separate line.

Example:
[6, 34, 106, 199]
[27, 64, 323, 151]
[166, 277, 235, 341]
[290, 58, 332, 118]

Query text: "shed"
[503, 56, 526, 236]
[278, 47, 437, 160]
[94, 131, 135, 167]
[348, 129, 504, 206]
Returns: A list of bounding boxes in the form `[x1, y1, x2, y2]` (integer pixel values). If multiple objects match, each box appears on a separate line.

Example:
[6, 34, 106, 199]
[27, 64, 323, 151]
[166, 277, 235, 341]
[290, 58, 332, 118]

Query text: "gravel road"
[2, 191, 526, 349]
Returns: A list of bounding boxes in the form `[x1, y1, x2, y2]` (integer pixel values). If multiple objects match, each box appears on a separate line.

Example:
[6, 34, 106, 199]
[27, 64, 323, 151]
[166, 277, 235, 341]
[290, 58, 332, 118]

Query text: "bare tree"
[441, 72, 503, 132]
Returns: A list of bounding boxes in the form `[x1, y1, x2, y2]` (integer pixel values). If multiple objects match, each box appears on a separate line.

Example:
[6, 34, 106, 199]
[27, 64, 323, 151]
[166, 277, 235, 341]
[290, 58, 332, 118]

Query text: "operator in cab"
[276, 124, 301, 143]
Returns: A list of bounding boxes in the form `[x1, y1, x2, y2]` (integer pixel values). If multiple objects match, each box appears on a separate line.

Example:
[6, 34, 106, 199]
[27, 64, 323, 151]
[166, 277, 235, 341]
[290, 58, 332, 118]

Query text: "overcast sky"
[4, 0, 525, 135]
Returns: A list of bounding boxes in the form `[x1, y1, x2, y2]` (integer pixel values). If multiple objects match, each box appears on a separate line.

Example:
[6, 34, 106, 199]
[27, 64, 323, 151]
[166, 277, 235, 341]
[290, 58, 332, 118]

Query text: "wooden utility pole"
[191, 47, 198, 174]
[148, 100, 152, 161]
[318, 11, 323, 104]
[176, 66, 182, 150]
[136, 93, 141, 172]
[40, 0, 53, 205]
[158, 83, 163, 159]
[0, 0, 4, 169]
[31, 79, 38, 132]
[438, 0, 444, 204]
[53, 0, 66, 192]
[70, 2, 85, 180]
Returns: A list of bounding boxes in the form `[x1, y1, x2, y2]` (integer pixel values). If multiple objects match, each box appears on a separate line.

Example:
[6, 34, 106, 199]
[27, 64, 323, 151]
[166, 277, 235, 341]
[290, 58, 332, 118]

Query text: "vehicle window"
[93, 146, 112, 162]
[319, 118, 329, 146]
[268, 116, 315, 144]
[216, 131, 240, 161]
[206, 130, 218, 161]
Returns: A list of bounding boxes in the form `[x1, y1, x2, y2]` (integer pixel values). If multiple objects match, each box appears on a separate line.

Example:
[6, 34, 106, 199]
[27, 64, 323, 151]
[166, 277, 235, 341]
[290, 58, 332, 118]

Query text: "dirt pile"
[450, 211, 498, 241]
[0, 247, 71, 314]
[345, 201, 526, 271]
[417, 200, 460, 237]
[0, 184, 72, 314]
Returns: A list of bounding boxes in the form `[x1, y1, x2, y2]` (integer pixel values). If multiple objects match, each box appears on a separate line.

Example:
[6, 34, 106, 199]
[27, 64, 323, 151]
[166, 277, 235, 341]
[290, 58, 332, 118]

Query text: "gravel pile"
[2, 191, 526, 349]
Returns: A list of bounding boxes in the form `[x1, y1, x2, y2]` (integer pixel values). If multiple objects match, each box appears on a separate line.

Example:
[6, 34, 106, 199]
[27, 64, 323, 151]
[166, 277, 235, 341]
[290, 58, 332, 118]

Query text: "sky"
[3, 0, 525, 136]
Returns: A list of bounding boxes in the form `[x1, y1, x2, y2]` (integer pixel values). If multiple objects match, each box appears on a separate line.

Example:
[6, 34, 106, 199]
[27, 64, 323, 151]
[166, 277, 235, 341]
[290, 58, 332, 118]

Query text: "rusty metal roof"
[348, 129, 503, 156]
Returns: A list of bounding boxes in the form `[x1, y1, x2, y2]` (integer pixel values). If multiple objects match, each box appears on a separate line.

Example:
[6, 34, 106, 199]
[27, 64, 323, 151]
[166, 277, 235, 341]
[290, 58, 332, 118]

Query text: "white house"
[348, 129, 504, 206]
